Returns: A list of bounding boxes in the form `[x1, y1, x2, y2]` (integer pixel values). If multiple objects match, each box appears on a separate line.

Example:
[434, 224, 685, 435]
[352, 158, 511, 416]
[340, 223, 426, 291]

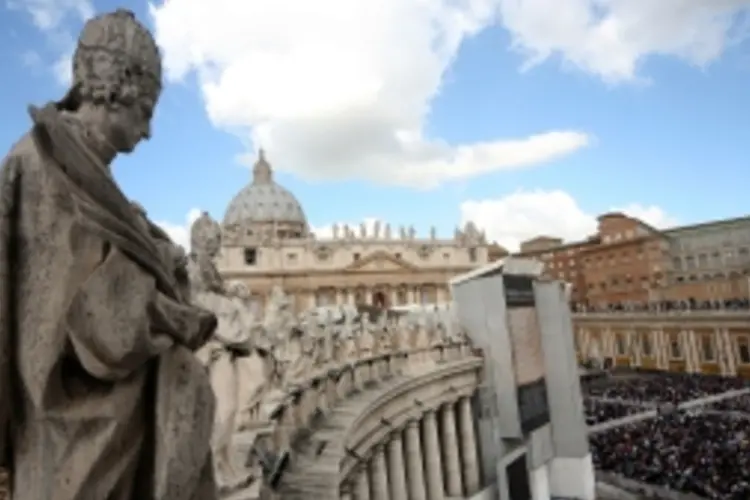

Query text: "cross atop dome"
[252, 148, 273, 184]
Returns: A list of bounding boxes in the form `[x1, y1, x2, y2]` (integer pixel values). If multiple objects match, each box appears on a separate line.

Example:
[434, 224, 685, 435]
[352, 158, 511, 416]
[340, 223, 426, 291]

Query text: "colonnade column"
[386, 431, 409, 500]
[369, 444, 389, 500]
[422, 409, 444, 500]
[440, 403, 464, 497]
[404, 419, 427, 500]
[458, 395, 480, 494]
[353, 465, 370, 500]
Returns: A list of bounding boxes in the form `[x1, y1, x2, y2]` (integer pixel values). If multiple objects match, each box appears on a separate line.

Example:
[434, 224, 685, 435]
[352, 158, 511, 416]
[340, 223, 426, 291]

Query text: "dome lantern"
[252, 148, 273, 185]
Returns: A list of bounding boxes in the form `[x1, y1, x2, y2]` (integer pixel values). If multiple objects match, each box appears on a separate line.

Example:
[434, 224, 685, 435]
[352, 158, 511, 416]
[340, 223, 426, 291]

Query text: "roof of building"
[662, 215, 750, 236]
[222, 150, 308, 228]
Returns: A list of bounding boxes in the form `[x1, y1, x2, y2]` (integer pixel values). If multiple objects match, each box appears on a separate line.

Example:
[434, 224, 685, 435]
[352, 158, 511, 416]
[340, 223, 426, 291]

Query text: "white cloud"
[149, 0, 590, 188]
[500, 0, 750, 83]
[52, 50, 73, 86]
[155, 208, 202, 250]
[460, 189, 677, 251]
[8, 0, 93, 31]
[7, 0, 90, 85]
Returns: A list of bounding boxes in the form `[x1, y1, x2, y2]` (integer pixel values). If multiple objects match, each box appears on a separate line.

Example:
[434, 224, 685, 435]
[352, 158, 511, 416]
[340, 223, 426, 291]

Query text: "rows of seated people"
[582, 372, 748, 404]
[590, 411, 750, 500]
[707, 394, 750, 414]
[583, 399, 645, 426]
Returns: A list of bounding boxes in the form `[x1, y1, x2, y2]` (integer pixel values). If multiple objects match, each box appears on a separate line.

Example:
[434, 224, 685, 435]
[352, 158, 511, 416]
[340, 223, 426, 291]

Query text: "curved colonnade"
[236, 339, 483, 500]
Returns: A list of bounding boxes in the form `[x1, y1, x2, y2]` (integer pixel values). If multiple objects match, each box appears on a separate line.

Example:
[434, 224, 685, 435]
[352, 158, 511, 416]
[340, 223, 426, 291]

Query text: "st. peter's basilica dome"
[222, 150, 308, 238]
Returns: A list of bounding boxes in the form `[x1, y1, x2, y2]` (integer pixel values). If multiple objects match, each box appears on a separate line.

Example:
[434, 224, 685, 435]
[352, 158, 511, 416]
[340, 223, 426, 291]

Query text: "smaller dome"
[222, 150, 308, 229]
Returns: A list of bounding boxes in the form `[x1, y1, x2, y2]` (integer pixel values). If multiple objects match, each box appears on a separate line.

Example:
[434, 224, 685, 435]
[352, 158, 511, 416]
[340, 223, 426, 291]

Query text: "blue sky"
[1, 0, 749, 251]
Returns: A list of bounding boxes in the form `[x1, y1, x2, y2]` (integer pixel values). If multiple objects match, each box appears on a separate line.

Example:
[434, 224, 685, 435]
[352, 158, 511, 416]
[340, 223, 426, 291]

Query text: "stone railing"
[243, 339, 478, 491]
[574, 310, 750, 319]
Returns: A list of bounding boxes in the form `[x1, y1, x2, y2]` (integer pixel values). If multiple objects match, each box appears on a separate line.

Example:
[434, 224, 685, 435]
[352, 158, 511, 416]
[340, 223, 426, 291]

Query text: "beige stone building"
[214, 151, 494, 313]
[573, 310, 750, 378]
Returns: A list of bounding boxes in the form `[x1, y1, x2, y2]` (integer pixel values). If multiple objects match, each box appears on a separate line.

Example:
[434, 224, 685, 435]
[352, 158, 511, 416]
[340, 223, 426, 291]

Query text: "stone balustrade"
[237, 338, 480, 498]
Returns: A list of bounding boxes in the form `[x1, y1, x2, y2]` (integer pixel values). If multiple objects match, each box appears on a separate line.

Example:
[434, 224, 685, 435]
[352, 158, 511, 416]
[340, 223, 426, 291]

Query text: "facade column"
[387, 432, 409, 500]
[369, 444, 389, 500]
[353, 465, 370, 500]
[440, 403, 464, 496]
[422, 410, 445, 500]
[404, 419, 427, 500]
[458, 396, 480, 494]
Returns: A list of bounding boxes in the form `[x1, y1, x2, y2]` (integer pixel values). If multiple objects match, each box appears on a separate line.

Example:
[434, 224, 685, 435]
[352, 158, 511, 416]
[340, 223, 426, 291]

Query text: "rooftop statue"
[0, 9, 218, 500]
[188, 213, 254, 491]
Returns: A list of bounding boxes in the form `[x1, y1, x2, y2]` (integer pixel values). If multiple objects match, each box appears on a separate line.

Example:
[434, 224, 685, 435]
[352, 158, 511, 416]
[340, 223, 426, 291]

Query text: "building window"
[397, 289, 407, 305]
[616, 335, 626, 355]
[395, 253, 402, 259]
[701, 336, 715, 362]
[641, 334, 652, 356]
[737, 338, 750, 364]
[287, 253, 298, 263]
[244, 247, 258, 265]
[670, 338, 682, 359]
[353, 253, 361, 261]
[468, 247, 477, 262]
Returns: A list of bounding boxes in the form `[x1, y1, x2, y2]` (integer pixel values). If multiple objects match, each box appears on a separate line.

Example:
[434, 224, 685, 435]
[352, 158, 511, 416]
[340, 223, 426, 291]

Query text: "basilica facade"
[213, 151, 501, 314]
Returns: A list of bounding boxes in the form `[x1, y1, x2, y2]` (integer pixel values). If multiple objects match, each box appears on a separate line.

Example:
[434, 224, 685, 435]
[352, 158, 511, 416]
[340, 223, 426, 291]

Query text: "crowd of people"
[590, 411, 750, 500]
[572, 297, 750, 313]
[708, 394, 750, 413]
[582, 372, 748, 404]
[582, 371, 750, 499]
[583, 399, 644, 426]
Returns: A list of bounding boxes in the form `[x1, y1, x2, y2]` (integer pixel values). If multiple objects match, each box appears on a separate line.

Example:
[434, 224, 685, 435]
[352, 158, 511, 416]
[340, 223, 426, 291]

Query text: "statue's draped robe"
[0, 104, 218, 500]
[188, 259, 252, 485]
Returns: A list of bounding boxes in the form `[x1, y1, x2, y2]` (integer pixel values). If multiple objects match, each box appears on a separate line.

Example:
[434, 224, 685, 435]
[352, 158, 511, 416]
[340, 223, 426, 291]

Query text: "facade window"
[244, 247, 258, 265]
[701, 336, 715, 362]
[737, 339, 750, 365]
[287, 252, 298, 263]
[353, 253, 361, 261]
[616, 335, 626, 355]
[395, 253, 402, 259]
[641, 334, 652, 356]
[737, 339, 750, 364]
[468, 247, 477, 262]
[670, 338, 682, 359]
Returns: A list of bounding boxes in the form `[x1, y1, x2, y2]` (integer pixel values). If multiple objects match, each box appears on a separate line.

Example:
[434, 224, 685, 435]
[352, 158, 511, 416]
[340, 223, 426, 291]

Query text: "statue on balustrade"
[188, 213, 256, 490]
[0, 9, 219, 500]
